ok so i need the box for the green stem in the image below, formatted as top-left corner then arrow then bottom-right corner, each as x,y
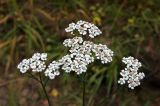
39,73 -> 51,106
83,78 -> 85,106
82,73 -> 86,106
27,73 -> 40,82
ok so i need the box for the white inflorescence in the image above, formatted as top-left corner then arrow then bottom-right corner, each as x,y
44,61 -> 62,79
17,21 -> 114,80
44,36 -> 114,77
17,36 -> 113,79
17,53 -> 47,73
92,44 -> 114,64
63,37 -> 83,48
17,20 -> 146,91
61,37 -> 92,74
118,56 -> 145,89
62,37 -> 113,74
17,59 -> 30,73
65,20 -> 102,38
29,53 -> 47,72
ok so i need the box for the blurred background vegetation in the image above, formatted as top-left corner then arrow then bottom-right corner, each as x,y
0,0 -> 160,106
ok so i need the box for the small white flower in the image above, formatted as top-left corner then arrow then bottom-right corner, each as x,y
137,72 -> 145,80
41,53 -> 47,60
120,70 -> 129,76
118,78 -> 126,85
32,53 -> 41,60
118,56 -> 145,89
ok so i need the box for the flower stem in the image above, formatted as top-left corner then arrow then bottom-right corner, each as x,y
27,73 -> 40,82
82,73 -> 86,106
39,73 -> 51,106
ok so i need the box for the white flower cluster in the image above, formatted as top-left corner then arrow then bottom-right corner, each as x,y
62,37 -> 113,74
63,37 -> 83,47
17,20 -> 145,90
44,36 -> 114,77
92,44 -> 114,64
17,59 -> 30,73
17,36 -> 113,79
118,56 -> 145,89
17,53 -> 47,73
59,54 -> 93,74
44,61 -> 62,79
65,20 -> 102,38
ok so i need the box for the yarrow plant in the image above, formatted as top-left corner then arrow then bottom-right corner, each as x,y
17,53 -> 52,106
17,20 -> 145,106
118,56 -> 145,89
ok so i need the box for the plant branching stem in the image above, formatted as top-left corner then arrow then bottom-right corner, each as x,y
27,73 -> 40,82
39,73 -> 51,106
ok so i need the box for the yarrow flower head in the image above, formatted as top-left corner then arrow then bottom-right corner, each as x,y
17,21 -> 114,80
17,59 -> 30,73
44,61 -> 62,79
45,37 -> 114,76
17,53 -> 47,73
65,20 -> 102,38
63,37 -> 83,47
92,44 -> 114,64
118,56 -> 145,89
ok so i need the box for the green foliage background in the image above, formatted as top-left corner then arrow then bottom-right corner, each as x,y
0,0 -> 160,106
